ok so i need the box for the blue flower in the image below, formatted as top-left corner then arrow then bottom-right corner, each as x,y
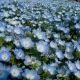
74,23 -> 80,29
75,60 -> 80,70
24,56 -> 33,66
0,63 -> 9,80
20,38 -> 34,49
13,39 -> 21,47
0,47 -> 11,62
0,22 -> 6,32
47,65 -> 57,75
66,61 -> 77,73
55,50 -> 64,60
13,48 -> 25,60
10,65 -> 22,78
50,41 -> 58,49
74,71 -> 80,78
13,27 -> 24,35
64,52 -> 74,60
36,41 -> 49,55
6,25 -> 14,33
5,36 -> 13,42
33,29 -> 46,40
22,69 -> 40,80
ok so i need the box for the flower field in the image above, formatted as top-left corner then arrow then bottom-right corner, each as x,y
0,0 -> 80,80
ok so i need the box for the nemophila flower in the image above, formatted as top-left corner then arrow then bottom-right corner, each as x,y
13,39 -> 21,47
23,26 -> 31,32
47,65 -> 57,75
33,29 -> 46,40
55,49 -> 64,60
0,47 -> 11,62
42,64 -> 48,72
24,56 -> 32,65
6,25 -> 14,33
36,41 -> 49,55
4,36 -> 13,42
0,22 -> 6,32
10,65 -> 22,78
58,39 -> 65,46
13,48 -> 25,59
77,45 -> 80,52
64,52 -> 74,60
74,23 -> 80,29
22,69 -> 40,80
0,33 -> 5,37
20,38 -> 34,49
74,71 -> 80,78
75,60 -> 80,70
53,33 -> 60,39
0,63 -> 9,80
13,27 -> 24,35
65,46 -> 73,53
66,61 -> 77,73
50,41 -> 58,49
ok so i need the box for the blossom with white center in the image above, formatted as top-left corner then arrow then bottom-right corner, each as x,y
24,56 -> 32,65
0,22 -> 6,32
20,38 -> 34,49
33,29 -> 46,40
10,65 -> 22,78
75,24 -> 80,29
64,52 -> 74,59
75,60 -> 80,70
66,61 -> 77,72
47,65 -> 57,75
0,47 -> 11,62
74,71 -> 80,78
6,25 -> 14,32
13,48 -> 25,59
55,50 -> 64,60
22,69 -> 40,80
13,39 -> 21,47
50,41 -> 58,49
5,36 -> 13,42
36,41 -> 49,55
13,27 -> 24,35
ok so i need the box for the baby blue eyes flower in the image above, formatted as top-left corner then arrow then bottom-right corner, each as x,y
13,39 -> 21,47
33,29 -> 46,40
64,52 -> 74,60
5,36 -> 13,42
66,61 -> 77,73
22,69 -> 40,80
47,65 -> 57,75
50,41 -> 58,49
0,47 -> 11,62
13,48 -> 25,60
75,60 -> 80,70
10,65 -> 22,78
75,24 -> 80,29
0,63 -> 9,80
74,71 -> 80,78
20,38 -> 34,49
36,41 -> 49,55
0,22 -> 6,32
24,56 -> 33,66
13,27 -> 24,35
55,50 -> 64,60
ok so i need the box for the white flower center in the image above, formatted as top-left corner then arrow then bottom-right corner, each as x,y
11,68 -> 20,77
1,54 -> 8,61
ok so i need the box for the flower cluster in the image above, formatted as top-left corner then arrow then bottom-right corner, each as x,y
0,0 -> 80,80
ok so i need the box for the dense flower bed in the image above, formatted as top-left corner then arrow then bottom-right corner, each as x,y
0,0 -> 80,80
